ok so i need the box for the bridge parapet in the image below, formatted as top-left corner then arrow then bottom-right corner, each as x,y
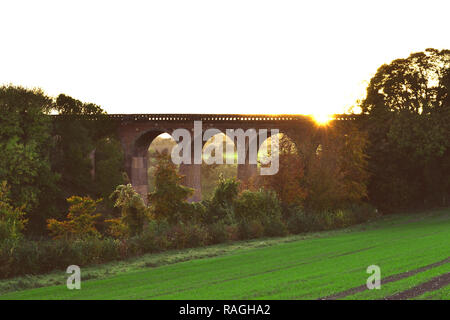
52,113 -> 361,122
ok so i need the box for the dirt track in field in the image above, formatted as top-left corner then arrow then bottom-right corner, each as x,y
384,272 -> 449,300
320,257 -> 450,300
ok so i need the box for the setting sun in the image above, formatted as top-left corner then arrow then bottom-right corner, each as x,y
311,113 -> 333,125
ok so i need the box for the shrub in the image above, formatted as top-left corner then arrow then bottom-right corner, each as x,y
47,196 -> 102,240
208,220 -> 229,244
203,175 -> 239,224
284,203 -> 379,234
345,203 -> 380,224
183,201 -> 208,225
109,184 -> 150,237
234,189 -> 287,237
0,201 -> 380,280
225,223 -> 240,241
285,207 -> 309,234
238,219 -> 264,239
133,220 -> 172,253
134,220 -> 210,251
147,219 -> 173,251
0,236 -> 127,279
234,189 -> 277,221
168,223 -> 209,249
263,216 -> 288,237
104,217 -> 128,239
210,175 -> 240,207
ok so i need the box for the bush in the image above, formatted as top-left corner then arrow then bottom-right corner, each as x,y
47,196 -> 102,240
234,189 -> 278,221
132,219 -> 211,253
203,175 -> 240,224
0,200 -> 380,280
263,216 -> 288,237
345,202 -> 380,224
0,237 -> 123,279
233,189 -> 287,238
208,220 -> 229,244
167,223 -> 209,249
284,206 -> 308,234
238,219 -> 264,239
104,218 -> 128,239
109,184 -> 150,237
184,202 -> 208,225
284,203 -> 379,234
144,220 -> 172,251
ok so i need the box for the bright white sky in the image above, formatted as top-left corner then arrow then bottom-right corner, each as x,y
1,0 -> 450,116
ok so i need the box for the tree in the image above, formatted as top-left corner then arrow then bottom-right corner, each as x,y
94,138 -> 125,202
52,94 -> 105,197
55,94 -> 105,115
0,181 -> 28,242
109,184 -> 150,237
259,134 -> 307,208
47,196 -> 102,240
148,153 -> 194,224
0,85 -> 59,234
301,122 -> 369,212
361,49 -> 450,211
203,174 -> 240,224
52,94 -> 124,205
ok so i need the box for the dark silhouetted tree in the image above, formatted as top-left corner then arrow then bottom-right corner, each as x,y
361,48 -> 450,210
0,85 -> 59,234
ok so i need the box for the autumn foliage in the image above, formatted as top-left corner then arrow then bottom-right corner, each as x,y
47,196 -> 102,240
256,126 -> 368,213
259,135 -> 307,207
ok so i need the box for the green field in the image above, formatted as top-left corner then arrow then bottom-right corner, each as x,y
1,209 -> 449,300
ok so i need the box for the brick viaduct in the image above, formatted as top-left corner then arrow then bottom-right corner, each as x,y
56,114 -> 359,201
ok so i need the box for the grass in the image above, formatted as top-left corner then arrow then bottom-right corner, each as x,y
414,285 -> 450,300
0,208 -> 449,300
344,264 -> 449,299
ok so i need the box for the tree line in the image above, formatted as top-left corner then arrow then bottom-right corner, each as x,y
0,48 -> 450,240
0,87 -> 124,236
361,48 -> 450,212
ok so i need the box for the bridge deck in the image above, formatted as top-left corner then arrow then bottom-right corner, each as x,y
52,113 -> 360,122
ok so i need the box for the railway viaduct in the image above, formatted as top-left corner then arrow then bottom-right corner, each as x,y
55,114 -> 359,201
